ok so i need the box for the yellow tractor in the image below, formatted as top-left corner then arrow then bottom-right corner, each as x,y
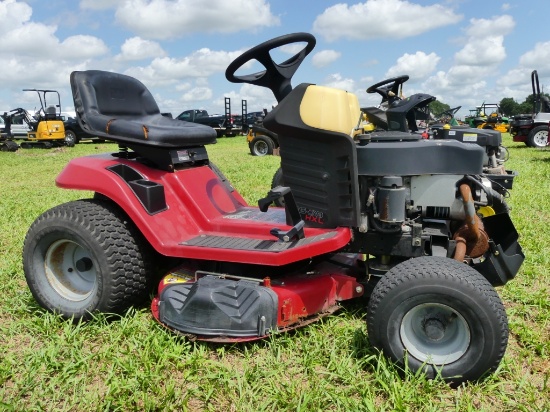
6,89 -> 71,150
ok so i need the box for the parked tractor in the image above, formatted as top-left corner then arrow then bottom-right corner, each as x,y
509,70 -> 550,148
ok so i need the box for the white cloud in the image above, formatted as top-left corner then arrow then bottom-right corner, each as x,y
322,73 -> 355,92
115,0 -> 280,40
150,48 -> 243,79
180,87 -> 213,103
420,14 -> 515,107
519,41 -> 550,73
61,35 -> 109,59
495,41 -> 550,101
312,50 -> 341,68
0,0 -> 32,33
175,82 -> 192,92
121,47 -> 243,89
79,0 -> 117,10
385,51 -> 440,80
454,37 -> 507,66
116,36 -> 166,61
452,16 -> 514,68
463,15 -> 514,38
313,0 -> 462,42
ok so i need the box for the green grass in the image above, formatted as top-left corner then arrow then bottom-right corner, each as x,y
1,135 -> 549,411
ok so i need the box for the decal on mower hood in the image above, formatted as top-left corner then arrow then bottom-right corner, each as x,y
299,207 -> 325,225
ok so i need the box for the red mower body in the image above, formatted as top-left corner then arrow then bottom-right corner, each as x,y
56,154 -> 352,267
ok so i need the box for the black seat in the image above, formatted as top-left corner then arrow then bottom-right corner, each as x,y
44,106 -> 57,120
70,70 -> 217,148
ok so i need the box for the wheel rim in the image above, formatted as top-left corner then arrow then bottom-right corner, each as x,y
44,239 -> 97,301
254,140 -> 268,155
65,132 -> 75,146
400,303 -> 470,364
533,130 -> 548,147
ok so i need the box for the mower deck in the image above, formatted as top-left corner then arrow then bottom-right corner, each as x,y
151,254 -> 365,341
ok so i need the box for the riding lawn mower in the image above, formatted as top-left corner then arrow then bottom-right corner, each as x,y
23,33 -> 524,383
509,70 -> 550,148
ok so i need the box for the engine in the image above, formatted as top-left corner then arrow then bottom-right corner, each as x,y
354,170 -> 515,284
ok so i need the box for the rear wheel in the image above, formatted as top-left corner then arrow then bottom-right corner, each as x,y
249,135 -> 274,156
23,199 -> 154,320
527,125 -> 549,148
367,256 -> 508,383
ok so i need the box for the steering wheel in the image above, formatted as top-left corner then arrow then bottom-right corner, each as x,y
225,32 -> 316,102
366,75 -> 410,103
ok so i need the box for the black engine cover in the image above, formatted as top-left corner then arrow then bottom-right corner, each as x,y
356,138 -> 484,176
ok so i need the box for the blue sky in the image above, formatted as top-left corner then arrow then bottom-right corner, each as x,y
1,0 -> 549,119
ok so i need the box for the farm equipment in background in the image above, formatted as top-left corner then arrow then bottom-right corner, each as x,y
473,103 -> 510,133
353,76 -> 514,185
509,70 -> 550,148
434,106 -> 461,126
176,98 -> 242,138
23,33 -> 524,384
246,109 -> 280,156
0,89 -> 72,151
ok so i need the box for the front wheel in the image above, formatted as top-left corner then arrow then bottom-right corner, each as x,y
23,199 -> 154,320
527,125 -> 549,148
367,257 -> 508,383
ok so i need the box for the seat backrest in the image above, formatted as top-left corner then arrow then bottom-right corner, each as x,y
72,70 -> 160,121
264,84 -> 361,229
44,106 -> 57,120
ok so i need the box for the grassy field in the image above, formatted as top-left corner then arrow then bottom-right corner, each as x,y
0,134 -> 548,411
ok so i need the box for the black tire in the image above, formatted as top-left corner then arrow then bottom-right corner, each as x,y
64,130 -> 76,147
271,167 -> 284,188
249,135 -> 274,156
527,125 -> 549,148
367,256 -> 508,383
23,199 -> 154,320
